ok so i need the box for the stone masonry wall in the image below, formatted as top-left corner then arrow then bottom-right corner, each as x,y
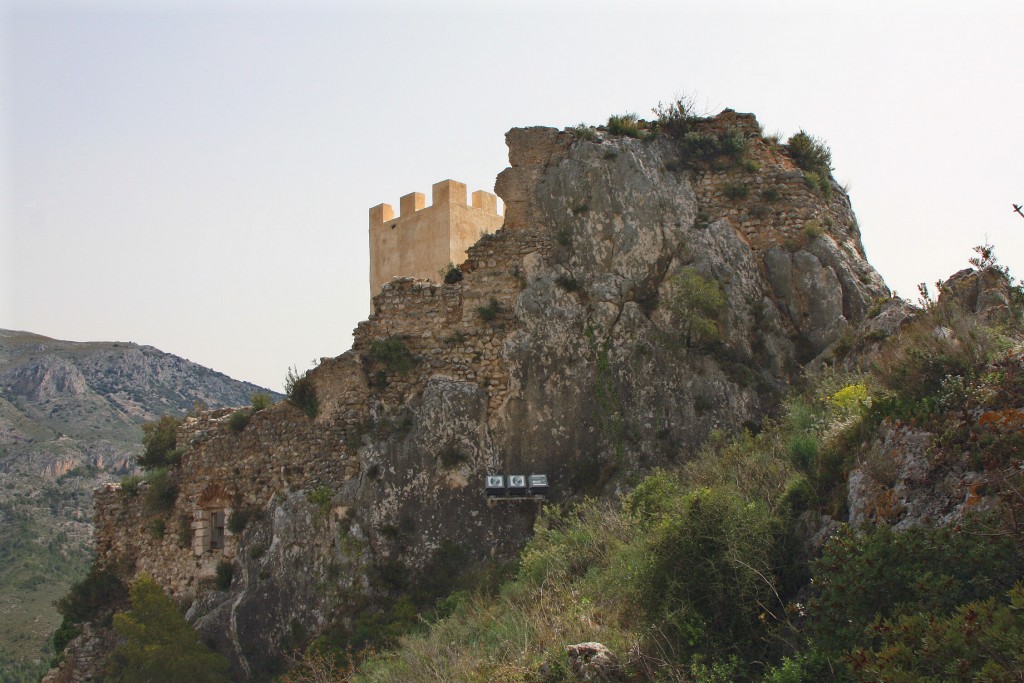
674,110 -> 864,255
93,405 -> 352,597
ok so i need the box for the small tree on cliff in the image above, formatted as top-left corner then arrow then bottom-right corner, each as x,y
105,575 -> 231,683
670,267 -> 727,347
138,414 -> 183,470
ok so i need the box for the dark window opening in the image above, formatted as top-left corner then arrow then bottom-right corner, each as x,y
210,511 -> 225,550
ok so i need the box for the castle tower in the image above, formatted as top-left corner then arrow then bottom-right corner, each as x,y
368,179 -> 503,304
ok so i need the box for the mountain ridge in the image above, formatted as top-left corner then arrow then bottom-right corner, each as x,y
0,328 -> 283,678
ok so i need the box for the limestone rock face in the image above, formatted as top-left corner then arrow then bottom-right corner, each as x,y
940,266 -> 1015,318
78,113 -> 891,678
847,420 -> 1000,530
5,355 -> 89,400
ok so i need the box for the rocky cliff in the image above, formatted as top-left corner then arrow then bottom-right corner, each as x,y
54,110 -> 890,679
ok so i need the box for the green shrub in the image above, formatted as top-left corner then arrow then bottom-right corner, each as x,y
607,113 -> 643,138
439,262 -> 463,284
307,486 -> 333,516
638,487 -> 779,664
802,219 -> 824,239
55,567 -> 128,626
669,268 -> 727,347
572,123 -> 598,141
681,131 -> 723,159
810,521 -> 1024,656
476,298 -> 504,323
624,469 -> 684,525
786,433 -> 819,476
227,409 -> 250,433
555,274 -> 580,292
51,618 -> 81,661
251,392 -> 273,411
652,96 -> 702,137
215,561 -> 234,591
52,568 -> 129,662
786,130 -> 832,174
105,575 -> 231,682
847,583 -> 1024,681
762,187 -> 781,202
285,366 -> 319,418
675,126 -> 749,169
718,127 -> 748,160
119,474 -> 142,496
368,338 -> 417,375
802,171 -> 833,199
148,519 -> 165,539
870,305 -> 1001,421
761,651 -> 835,683
138,415 -> 183,470
142,468 -> 178,514
519,500 -> 625,586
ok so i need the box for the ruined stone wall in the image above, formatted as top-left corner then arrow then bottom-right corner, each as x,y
665,110 -> 864,255
352,228 -> 553,417
93,406 -> 352,597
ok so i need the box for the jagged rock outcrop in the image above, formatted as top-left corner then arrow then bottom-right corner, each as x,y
6,355 -> 89,401
60,111 -> 891,678
847,420 -> 1000,529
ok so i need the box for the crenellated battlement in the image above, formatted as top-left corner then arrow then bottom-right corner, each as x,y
370,180 -> 501,224
368,179 -> 504,304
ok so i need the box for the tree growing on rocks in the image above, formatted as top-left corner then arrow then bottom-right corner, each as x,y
105,575 -> 231,683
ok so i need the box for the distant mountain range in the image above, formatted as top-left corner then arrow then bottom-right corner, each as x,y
0,328 -> 283,678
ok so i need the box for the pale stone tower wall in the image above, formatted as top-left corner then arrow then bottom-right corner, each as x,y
369,179 -> 503,303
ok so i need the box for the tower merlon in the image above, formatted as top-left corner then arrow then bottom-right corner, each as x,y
369,203 -> 395,225
400,192 -> 426,217
472,190 -> 499,215
432,179 -> 468,207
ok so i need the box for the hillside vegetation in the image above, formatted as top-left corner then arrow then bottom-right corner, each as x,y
285,250 -> 1024,682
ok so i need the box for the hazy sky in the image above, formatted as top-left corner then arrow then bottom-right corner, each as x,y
2,0 -> 1022,392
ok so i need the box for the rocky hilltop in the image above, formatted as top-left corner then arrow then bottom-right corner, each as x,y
0,330 -> 281,678
52,110 -> 891,679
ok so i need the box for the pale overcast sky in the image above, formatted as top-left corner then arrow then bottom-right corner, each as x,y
2,0 -> 1022,392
